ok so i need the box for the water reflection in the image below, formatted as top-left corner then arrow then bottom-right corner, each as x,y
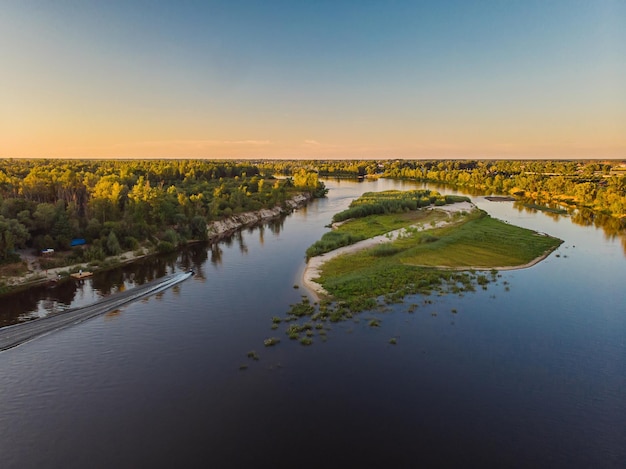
236,231 -> 248,254
0,215 -> 295,327
512,199 -> 626,254
104,309 -> 122,320
267,217 -> 284,235
210,244 -> 223,266
415,179 -> 625,246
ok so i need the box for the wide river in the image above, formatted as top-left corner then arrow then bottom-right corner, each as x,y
1,179 -> 624,468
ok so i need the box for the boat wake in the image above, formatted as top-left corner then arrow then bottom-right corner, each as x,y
0,271 -> 194,352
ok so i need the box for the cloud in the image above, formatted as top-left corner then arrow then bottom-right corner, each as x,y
303,139 -> 321,145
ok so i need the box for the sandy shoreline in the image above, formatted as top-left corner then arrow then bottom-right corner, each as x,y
301,201 -> 555,299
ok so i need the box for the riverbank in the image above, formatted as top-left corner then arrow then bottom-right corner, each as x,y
206,193 -> 310,241
1,193 -> 311,297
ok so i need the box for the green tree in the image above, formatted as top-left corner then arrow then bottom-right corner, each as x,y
106,231 -> 121,256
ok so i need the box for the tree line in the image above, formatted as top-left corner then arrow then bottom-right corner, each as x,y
0,160 -> 326,263
262,159 -> 626,222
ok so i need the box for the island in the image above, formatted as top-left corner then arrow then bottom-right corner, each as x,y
303,190 -> 562,306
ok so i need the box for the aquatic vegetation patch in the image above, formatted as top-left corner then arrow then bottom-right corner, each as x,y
263,337 -> 280,347
286,297 -> 316,317
299,337 -> 313,346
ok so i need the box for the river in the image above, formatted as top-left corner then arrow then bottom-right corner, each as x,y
0,178 -> 624,468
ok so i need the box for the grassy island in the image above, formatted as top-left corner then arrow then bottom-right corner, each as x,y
306,190 -> 563,308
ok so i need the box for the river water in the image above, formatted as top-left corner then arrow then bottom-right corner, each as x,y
1,178 -> 624,468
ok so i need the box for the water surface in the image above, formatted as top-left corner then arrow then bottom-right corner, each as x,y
0,179 -> 624,468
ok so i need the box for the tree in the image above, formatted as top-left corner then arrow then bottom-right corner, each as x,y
106,231 -> 121,256
0,216 -> 30,260
190,215 -> 208,241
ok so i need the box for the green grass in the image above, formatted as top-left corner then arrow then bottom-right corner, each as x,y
306,209 -> 448,259
399,213 -> 561,268
334,209 -> 448,239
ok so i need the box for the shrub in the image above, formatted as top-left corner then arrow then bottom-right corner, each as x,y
162,229 -> 179,246
156,241 -> 176,253
371,244 -> 401,257
263,337 -> 280,346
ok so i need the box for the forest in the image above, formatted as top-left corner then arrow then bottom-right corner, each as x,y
0,159 -> 326,265
266,159 -> 626,225
1,158 -> 624,268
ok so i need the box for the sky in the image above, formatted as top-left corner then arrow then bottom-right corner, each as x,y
1,0 -> 625,160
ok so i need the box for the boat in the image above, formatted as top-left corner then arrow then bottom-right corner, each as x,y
70,271 -> 93,279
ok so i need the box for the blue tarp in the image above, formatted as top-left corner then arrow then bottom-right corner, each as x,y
70,238 -> 86,247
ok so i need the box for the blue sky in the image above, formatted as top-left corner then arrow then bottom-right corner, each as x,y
1,0 -> 625,158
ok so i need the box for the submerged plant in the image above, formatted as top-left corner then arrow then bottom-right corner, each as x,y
263,337 -> 280,347
368,318 -> 381,327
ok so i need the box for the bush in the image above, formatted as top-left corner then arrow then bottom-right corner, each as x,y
371,244 -> 401,257
84,245 -> 106,261
124,236 -> 139,250
306,231 -> 366,259
156,241 -> 176,253
162,229 -> 179,246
